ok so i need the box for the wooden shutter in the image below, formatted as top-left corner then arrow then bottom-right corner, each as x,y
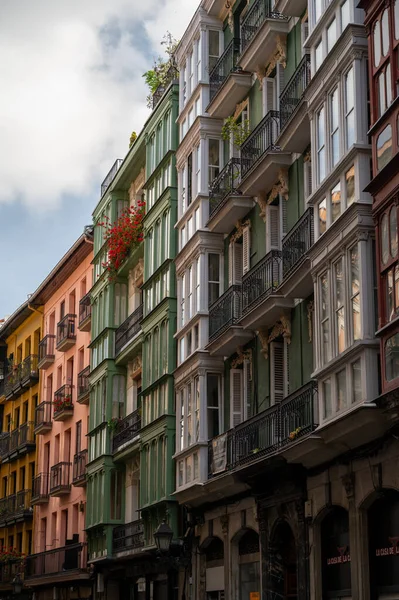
276,63 -> 285,107
243,359 -> 252,421
263,78 -> 276,115
304,159 -> 313,199
270,341 -> 284,404
230,369 -> 243,427
229,242 -> 244,285
284,338 -> 290,397
280,194 -> 287,237
242,226 -> 250,274
266,205 -> 280,251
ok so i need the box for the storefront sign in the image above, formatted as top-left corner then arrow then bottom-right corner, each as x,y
211,433 -> 227,474
375,537 -> 399,556
249,593 -> 260,600
321,508 -> 351,596
326,546 -> 351,565
369,493 -> 399,592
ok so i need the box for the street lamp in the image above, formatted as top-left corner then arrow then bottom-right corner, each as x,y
154,520 -> 174,553
12,573 -> 23,595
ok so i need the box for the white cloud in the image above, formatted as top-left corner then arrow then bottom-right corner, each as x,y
0,0 -> 198,210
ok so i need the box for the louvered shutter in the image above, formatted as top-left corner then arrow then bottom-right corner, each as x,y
266,205 -> 280,251
304,160 -> 313,199
284,338 -> 290,397
243,359 -> 252,421
280,194 -> 287,237
270,341 -> 284,404
229,242 -> 243,285
242,226 -> 250,274
230,369 -> 243,427
276,63 -> 285,110
228,242 -> 234,286
263,78 -> 276,116
301,21 -> 309,48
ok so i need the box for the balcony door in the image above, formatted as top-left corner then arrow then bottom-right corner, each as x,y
230,360 -> 252,428
229,228 -> 250,287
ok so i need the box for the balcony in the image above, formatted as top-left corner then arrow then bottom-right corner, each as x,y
0,561 -> 21,584
273,0 -> 307,17
207,39 -> 252,118
32,473 -> 49,505
38,334 -> 56,369
18,421 -> 36,455
9,429 -> 19,459
208,380 -> 318,477
113,519 -> 144,555
101,158 -> 123,198
239,110 -> 291,196
14,490 -> 33,522
4,371 -> 15,400
207,158 -> 255,234
78,293 -> 91,332
53,384 -> 73,421
34,401 -> 52,434
50,462 -> 71,496
20,354 -> 39,388
278,54 -> 311,152
77,366 -> 90,405
240,0 -> 289,73
115,304 -> 143,357
26,543 -> 88,580
72,449 -> 88,487
207,285 -> 253,356
280,208 -> 314,298
241,250 -> 294,330
56,314 -> 76,351
112,409 -> 141,455
0,433 -> 9,462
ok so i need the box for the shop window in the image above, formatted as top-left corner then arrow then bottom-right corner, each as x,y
205,537 -> 224,600
321,507 -> 351,597
385,332 -> 399,381
238,530 -> 260,600
368,491 -> 399,596
269,522 -> 297,598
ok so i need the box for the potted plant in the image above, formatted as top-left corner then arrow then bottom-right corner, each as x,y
107,417 -> 122,433
288,427 -> 302,441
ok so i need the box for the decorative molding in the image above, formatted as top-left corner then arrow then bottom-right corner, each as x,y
231,219 -> 250,242
256,194 -> 267,222
256,329 -> 269,359
131,354 -> 142,375
357,230 -> 370,242
255,65 -> 266,89
257,317 -> 291,359
265,35 -> 287,78
342,473 -> 355,500
231,347 -> 252,368
307,301 -> 314,343
267,169 -> 289,205
303,148 -> 311,163
233,99 -> 249,120
220,514 -> 229,535
133,258 -> 144,284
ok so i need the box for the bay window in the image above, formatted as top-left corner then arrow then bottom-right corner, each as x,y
380,205 -> 399,325
334,258 -> 345,354
385,333 -> 399,381
327,18 -> 337,53
207,373 -> 221,439
341,0 -> 350,30
376,124 -> 393,171
208,253 -> 221,306
330,89 -> 340,167
315,167 -> 356,238
315,40 -> 323,71
321,354 -> 366,421
208,138 -> 221,186
344,67 -> 355,149
321,273 -> 330,364
317,107 -> 326,183
208,30 -> 220,73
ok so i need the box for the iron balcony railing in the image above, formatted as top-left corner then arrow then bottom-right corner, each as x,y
0,433 -> 9,460
19,421 -> 35,448
56,314 -> 76,348
209,157 -> 242,218
240,110 -> 280,179
15,489 -> 32,516
50,462 -> 71,494
0,561 -> 20,583
38,334 -> 56,365
0,491 -> 32,521
20,354 -> 39,385
115,304 -> 143,355
34,401 -> 52,430
78,292 -> 91,326
112,408 -> 141,453
54,384 -> 73,418
26,543 -> 87,578
280,54 -> 311,130
208,380 -> 318,477
242,250 -> 282,314
282,208 -> 314,278
241,0 -> 288,53
209,38 -> 241,102
73,449 -> 88,484
209,285 -> 243,342
113,519 -> 144,553
152,65 -> 179,109
101,159 -> 123,197
4,370 -> 15,398
10,429 -> 19,453
77,366 -> 90,400
32,473 -> 49,503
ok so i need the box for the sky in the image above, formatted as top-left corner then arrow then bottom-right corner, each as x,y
0,0 -> 199,317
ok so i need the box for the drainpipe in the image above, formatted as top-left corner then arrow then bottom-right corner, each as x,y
27,303 -> 43,316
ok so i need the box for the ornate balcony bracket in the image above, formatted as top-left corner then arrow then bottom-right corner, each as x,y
267,169 -> 289,204
231,347 -> 252,368
256,316 -> 291,359
231,219 -> 251,242
255,35 -> 287,89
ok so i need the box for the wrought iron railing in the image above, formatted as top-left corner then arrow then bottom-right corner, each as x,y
101,159 -> 123,197
10,429 -> 19,453
38,334 -> 56,366
115,305 -> 143,355
19,421 -> 35,447
209,158 -> 242,218
73,449 -> 88,484
4,370 -> 15,398
209,285 -> 243,342
26,543 -> 87,577
32,473 -> 49,503
0,433 -> 9,460
112,409 -> 141,453
20,354 -> 39,384
242,250 -> 282,314
54,384 -> 73,417
79,293 -> 91,326
209,38 -> 241,102
240,110 -> 280,179
280,54 -> 311,130
56,314 -> 76,348
113,519 -> 144,553
34,401 -> 52,430
15,489 -> 32,515
50,462 -> 71,494
241,0 -> 288,52
77,366 -> 90,400
282,208 -> 314,278
208,380 -> 318,477
152,65 -> 179,109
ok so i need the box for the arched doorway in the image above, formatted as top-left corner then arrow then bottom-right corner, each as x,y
368,490 -> 399,598
320,506 -> 351,598
203,537 -> 224,600
236,529 -> 260,600
269,521 -> 297,599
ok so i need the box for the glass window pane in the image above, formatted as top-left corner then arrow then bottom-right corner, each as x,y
331,88 -> 340,166
327,19 -> 337,52
374,21 -> 381,67
319,198 -> 327,234
351,245 -> 359,296
395,0 -> 399,40
341,0 -> 350,30
390,207 -> 398,258
378,71 -> 386,116
386,63 -> 392,106
323,379 -> 332,419
352,360 -> 362,403
385,333 -> 399,381
321,273 -> 329,319
336,369 -> 347,412
388,268 -> 394,320
395,266 -> 399,312
377,125 -> 393,171
331,182 -> 341,222
314,0 -> 322,23
346,165 -> 355,205
382,9 -> 390,56
208,30 -> 220,71
381,212 -> 390,265
315,40 -> 323,70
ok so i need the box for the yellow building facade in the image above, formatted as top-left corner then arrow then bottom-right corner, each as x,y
0,303 -> 42,593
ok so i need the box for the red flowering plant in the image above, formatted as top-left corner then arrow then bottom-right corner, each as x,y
0,547 -> 25,564
98,201 -> 145,281
53,395 -> 73,414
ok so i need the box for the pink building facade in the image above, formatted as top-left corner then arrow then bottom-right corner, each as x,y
28,234 -> 93,599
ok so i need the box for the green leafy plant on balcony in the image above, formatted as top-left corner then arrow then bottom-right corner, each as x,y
221,117 -> 251,149
288,427 -> 302,441
143,32 -> 179,108
107,417 -> 122,433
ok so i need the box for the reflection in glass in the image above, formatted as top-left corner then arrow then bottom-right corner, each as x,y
346,165 -> 355,205
374,21 -> 381,67
323,379 -> 332,418
381,212 -> 390,265
390,207 -> 398,257
319,198 -> 327,234
335,259 -> 345,353
382,9 -> 389,56
331,182 -> 341,222
350,245 -> 361,340
385,333 -> 399,381
352,360 -> 362,403
336,369 -> 347,412
377,125 -> 393,171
